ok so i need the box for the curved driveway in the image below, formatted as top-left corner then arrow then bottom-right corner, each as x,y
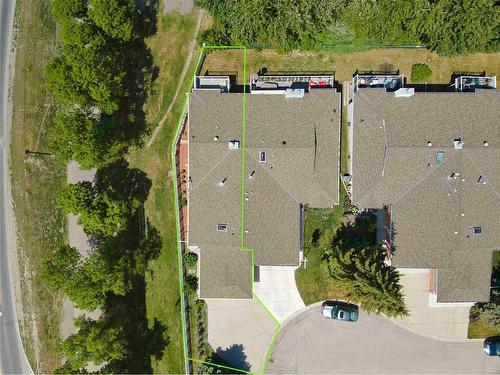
267,306 -> 500,374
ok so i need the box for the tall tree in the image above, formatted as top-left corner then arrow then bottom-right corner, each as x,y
88,0 -> 135,41
59,316 -> 124,371
420,0 -> 500,55
56,181 -> 139,237
326,245 -> 407,317
49,111 -> 126,169
43,243 -> 129,310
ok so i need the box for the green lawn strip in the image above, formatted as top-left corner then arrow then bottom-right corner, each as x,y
468,250 -> 500,339
128,12 -> 201,373
10,1 -> 64,372
144,11 -> 197,127
468,316 -> 500,339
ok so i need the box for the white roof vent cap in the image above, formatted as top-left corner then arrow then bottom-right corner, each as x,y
454,138 -> 464,149
427,141 -> 432,147
228,140 -> 240,149
484,141 -> 489,146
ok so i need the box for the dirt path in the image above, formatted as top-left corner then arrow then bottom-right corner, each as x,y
146,10 -> 203,147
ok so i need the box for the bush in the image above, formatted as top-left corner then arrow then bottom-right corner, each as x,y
197,27 -> 231,47
185,274 -> 199,295
410,63 -> 432,83
184,252 -> 199,268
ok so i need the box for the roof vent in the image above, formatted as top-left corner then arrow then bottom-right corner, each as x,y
214,136 -> 219,141
249,170 -> 255,179
477,175 -> 488,185
453,138 -> 464,149
427,141 -> 432,147
285,88 -> 305,98
219,178 -> 227,186
228,140 -> 240,149
484,141 -> 489,147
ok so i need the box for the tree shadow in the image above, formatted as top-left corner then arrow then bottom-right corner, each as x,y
103,276 -> 169,374
330,211 -> 377,254
214,344 -> 251,372
111,2 -> 159,151
94,158 -> 152,204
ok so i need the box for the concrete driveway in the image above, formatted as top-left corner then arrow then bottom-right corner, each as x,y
254,266 -> 305,323
267,306 -> 500,374
394,270 -> 472,339
206,299 -> 277,372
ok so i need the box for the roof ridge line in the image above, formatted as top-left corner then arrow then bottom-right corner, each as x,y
463,149 -> 500,203
247,152 -> 300,205
189,149 -> 234,192
390,151 -> 460,206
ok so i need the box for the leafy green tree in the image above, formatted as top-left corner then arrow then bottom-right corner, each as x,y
195,0 -> 344,51
59,316 -> 124,371
49,111 -> 126,169
43,243 -> 129,310
51,0 -> 87,21
478,302 -> 500,327
341,0 -> 428,45
420,0 -> 500,55
411,63 -> 432,82
197,26 -> 232,47
88,0 -> 135,41
326,245 -> 407,317
56,181 -> 138,236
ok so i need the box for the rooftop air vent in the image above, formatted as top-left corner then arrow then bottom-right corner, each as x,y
228,140 -> 240,149
484,141 -> 489,147
453,138 -> 464,149
427,141 -> 432,147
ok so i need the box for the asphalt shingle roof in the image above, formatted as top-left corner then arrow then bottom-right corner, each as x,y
189,89 -> 340,299
352,88 -> 500,302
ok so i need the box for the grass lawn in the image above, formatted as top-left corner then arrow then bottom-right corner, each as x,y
128,8 -> 201,373
10,0 -> 65,372
295,202 -> 345,305
468,250 -> 500,339
202,48 -> 500,85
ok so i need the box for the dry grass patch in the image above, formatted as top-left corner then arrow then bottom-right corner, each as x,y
202,49 -> 500,84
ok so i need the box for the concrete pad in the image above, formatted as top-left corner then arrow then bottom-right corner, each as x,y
253,266 -> 305,323
206,298 -> 277,372
393,270 -> 472,339
164,0 -> 193,14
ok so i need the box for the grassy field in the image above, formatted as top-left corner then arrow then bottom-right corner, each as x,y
10,0 -> 64,372
128,8 -> 201,373
468,251 -> 500,339
202,48 -> 500,84
295,203 -> 345,305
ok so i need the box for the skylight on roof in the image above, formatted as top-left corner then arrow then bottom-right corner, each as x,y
217,224 -> 228,232
259,151 -> 267,162
472,226 -> 482,235
436,151 -> 445,165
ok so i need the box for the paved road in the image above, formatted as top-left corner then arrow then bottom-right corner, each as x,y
0,0 -> 33,374
267,306 -> 500,374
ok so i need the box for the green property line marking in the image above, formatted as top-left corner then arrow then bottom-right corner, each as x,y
171,94 -> 191,373
262,325 -> 282,374
188,357 -> 255,374
173,45 -> 283,374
